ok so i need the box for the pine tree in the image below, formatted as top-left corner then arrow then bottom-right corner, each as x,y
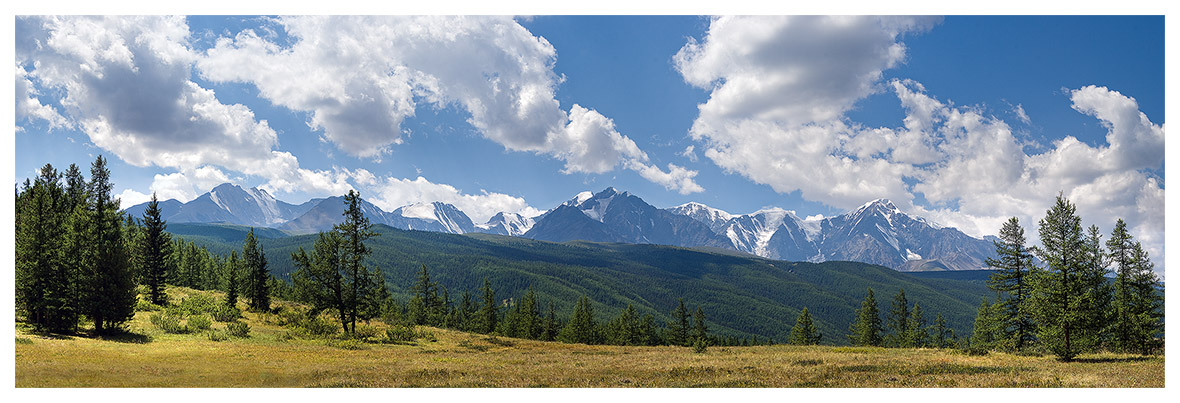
335,190 -> 382,333
931,313 -> 950,348
79,156 -> 136,334
292,231 -> 347,328
667,298 -> 690,346
1030,194 -> 1098,360
409,264 -> 440,326
847,288 -> 882,346
140,193 -> 171,306
692,306 -> 709,344
638,314 -> 659,346
904,303 -> 929,348
225,250 -> 240,307
1082,224 -> 1114,347
789,307 -> 822,345
606,304 -> 639,345
541,301 -> 559,341
559,296 -> 599,344
517,286 -> 540,339
969,298 -> 1006,351
985,217 -> 1036,351
62,163 -> 86,212
478,278 -> 498,334
1126,242 -> 1163,354
457,290 -> 476,331
243,228 -> 270,312
886,289 -> 910,347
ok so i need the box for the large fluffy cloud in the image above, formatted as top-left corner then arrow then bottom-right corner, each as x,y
15,16 -> 355,198
198,16 -> 702,194
676,16 -> 1164,271
368,176 -> 542,223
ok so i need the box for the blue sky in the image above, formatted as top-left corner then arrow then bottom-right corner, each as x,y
14,15 -> 1166,269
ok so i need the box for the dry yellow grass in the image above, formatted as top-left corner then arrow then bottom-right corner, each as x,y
15,288 -> 1164,388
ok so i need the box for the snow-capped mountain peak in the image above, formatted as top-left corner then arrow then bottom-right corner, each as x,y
563,191 -> 594,207
391,201 -> 474,234
476,212 -> 536,237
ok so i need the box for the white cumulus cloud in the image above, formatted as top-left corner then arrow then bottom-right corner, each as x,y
15,16 -> 377,199
198,15 -> 701,194
367,176 -> 542,223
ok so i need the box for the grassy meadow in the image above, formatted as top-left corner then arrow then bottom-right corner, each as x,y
15,288 -> 1163,388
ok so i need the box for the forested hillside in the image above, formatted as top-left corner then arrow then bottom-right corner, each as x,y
174,223 -> 992,343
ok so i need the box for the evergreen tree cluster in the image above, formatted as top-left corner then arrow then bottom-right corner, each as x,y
972,194 -> 1163,360
844,287 -> 955,349
16,156 -> 278,335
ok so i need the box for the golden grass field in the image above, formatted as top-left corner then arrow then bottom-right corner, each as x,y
15,289 -> 1164,388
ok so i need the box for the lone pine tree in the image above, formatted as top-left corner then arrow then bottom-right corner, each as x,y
848,288 -> 883,346
243,228 -> 270,312
886,289 -> 910,347
140,193 -> 171,306
985,217 -> 1037,351
789,307 -> 822,345
667,298 -> 691,346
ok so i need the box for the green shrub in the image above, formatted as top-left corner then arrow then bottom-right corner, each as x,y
208,330 -> 229,342
354,324 -> 380,340
211,304 -> 242,322
176,294 -> 218,316
187,315 -> 212,331
136,299 -> 163,312
226,321 -> 250,338
385,325 -> 417,343
292,315 -> 340,338
273,306 -> 306,327
150,313 -> 186,334
16,337 -> 33,345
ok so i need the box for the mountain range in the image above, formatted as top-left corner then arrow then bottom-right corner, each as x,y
123,184 -> 996,271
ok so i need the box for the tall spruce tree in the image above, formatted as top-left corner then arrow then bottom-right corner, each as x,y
931,313 -> 951,349
970,298 -> 1006,351
789,307 -> 822,345
692,306 -> 709,344
292,232 -> 347,329
667,298 -> 691,346
243,228 -> 270,312
886,289 -> 910,347
1082,224 -> 1114,347
1125,242 -> 1163,354
225,250 -> 240,307
559,296 -> 599,344
848,288 -> 882,346
607,304 -> 640,345
140,193 -> 171,305
478,278 -> 498,334
80,156 -> 136,334
904,303 -> 929,348
985,217 -> 1037,351
335,190 -> 382,333
1030,194 -> 1096,360
409,263 -> 440,326
541,301 -> 559,341
517,286 -> 541,339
